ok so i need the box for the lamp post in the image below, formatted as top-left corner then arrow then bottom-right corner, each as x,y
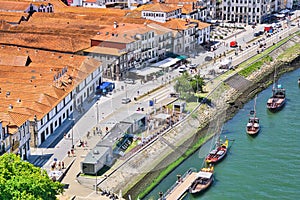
96,102 -> 99,124
95,171 -> 98,194
68,118 -> 75,148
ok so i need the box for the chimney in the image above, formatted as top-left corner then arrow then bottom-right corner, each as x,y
113,21 -> 118,29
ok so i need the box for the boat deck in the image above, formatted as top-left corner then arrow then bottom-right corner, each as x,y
164,172 -> 197,200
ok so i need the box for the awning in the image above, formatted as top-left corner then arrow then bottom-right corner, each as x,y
151,57 -> 174,67
176,55 -> 187,60
160,58 -> 180,68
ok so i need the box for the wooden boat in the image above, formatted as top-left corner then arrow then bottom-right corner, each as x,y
267,68 -> 286,112
205,138 -> 229,164
246,95 -> 260,135
266,84 -> 286,112
189,166 -> 214,194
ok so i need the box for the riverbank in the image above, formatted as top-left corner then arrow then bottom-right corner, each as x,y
97,34 -> 300,199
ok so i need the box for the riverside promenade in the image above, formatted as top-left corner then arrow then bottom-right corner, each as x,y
27,13 -> 300,200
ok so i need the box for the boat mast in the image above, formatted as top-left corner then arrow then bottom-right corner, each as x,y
272,66 -> 277,95
253,95 -> 257,119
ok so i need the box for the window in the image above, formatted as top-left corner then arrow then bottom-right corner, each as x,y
55,121 -> 57,127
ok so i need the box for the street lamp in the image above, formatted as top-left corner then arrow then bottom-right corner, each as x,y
68,118 -> 75,149
96,102 -> 99,124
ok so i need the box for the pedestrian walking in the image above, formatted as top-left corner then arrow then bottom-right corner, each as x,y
67,151 -> 70,157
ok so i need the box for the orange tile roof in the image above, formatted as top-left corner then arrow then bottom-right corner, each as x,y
0,45 -> 101,127
84,46 -> 126,56
83,0 -> 97,3
154,18 -> 210,31
137,3 -> 179,13
91,23 -> 154,44
0,1 -> 31,12
0,32 -> 91,53
0,11 -> 25,23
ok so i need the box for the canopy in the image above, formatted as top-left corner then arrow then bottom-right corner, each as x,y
153,113 -> 171,120
196,171 -> 213,179
220,58 -> 230,66
151,58 -> 180,68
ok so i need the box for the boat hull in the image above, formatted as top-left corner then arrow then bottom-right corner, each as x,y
205,152 -> 227,164
189,178 -> 213,194
267,99 -> 285,112
246,127 -> 260,135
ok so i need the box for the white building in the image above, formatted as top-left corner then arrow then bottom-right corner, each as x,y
87,22 -> 173,80
222,0 -> 284,24
140,3 -> 182,23
0,118 -> 31,160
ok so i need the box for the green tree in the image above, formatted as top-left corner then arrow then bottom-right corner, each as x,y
174,72 -> 194,100
0,153 -> 64,200
174,73 -> 205,101
190,75 -> 205,93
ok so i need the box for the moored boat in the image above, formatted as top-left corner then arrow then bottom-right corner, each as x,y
266,84 -> 286,112
189,166 -> 214,194
205,138 -> 229,164
246,95 -> 260,135
267,67 -> 286,112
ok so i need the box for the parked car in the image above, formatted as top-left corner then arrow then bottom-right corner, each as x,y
189,64 -> 197,69
122,97 -> 131,104
124,79 -> 135,84
178,66 -> 187,73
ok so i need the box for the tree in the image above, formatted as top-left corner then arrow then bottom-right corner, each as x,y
174,73 -> 205,101
0,153 -> 64,200
190,74 -> 205,93
174,72 -> 194,100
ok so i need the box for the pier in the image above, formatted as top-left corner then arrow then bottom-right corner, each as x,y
161,169 -> 197,200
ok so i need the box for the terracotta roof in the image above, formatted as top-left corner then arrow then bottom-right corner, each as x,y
91,23 -> 154,44
0,55 -> 30,66
156,18 -> 196,30
84,46 -> 126,56
164,0 -> 196,3
83,0 -> 97,3
0,11 -> 25,23
0,32 -> 91,53
0,1 -> 30,12
137,3 -> 179,13
0,45 -> 101,127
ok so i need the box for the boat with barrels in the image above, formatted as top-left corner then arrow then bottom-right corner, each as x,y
267,68 -> 286,112
189,166 -> 214,194
246,95 -> 260,135
205,138 -> 228,164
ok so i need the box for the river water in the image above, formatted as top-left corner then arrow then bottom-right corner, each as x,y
144,68 -> 300,200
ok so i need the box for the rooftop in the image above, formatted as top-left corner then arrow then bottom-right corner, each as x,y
0,45 -> 101,128
137,3 -> 179,13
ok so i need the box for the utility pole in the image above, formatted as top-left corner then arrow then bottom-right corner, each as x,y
96,102 -> 99,123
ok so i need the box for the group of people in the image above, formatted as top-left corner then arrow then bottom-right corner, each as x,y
51,160 -> 65,171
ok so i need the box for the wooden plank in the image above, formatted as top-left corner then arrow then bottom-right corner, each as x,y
165,172 -> 197,200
